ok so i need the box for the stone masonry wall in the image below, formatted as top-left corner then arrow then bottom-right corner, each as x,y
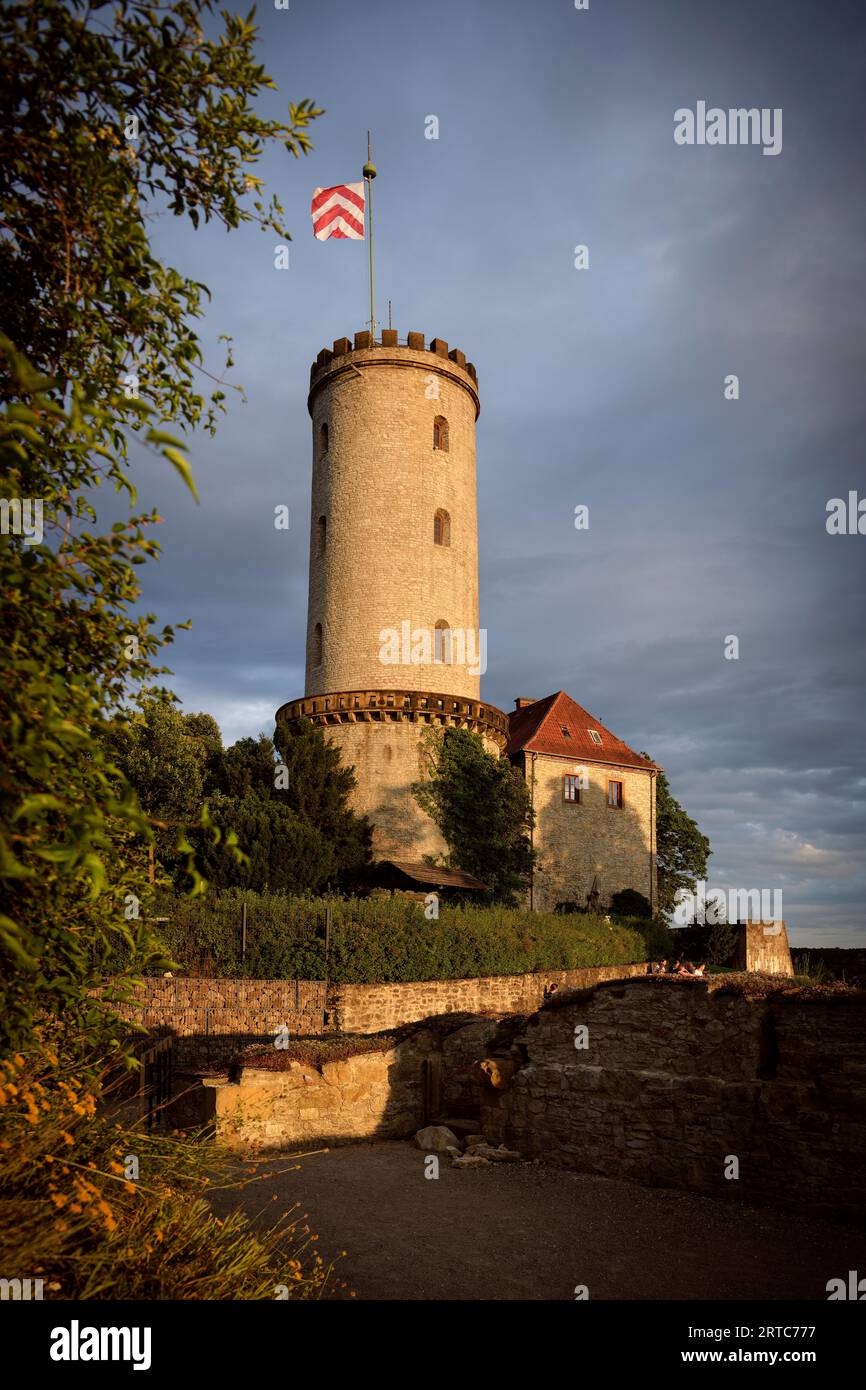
115,963 -> 649,1062
318,718 -> 447,861
305,341 -> 481,699
527,752 -> 656,914
330,963 -> 649,1034
496,976 -> 866,1220
204,1027 -> 438,1151
737,919 -> 794,976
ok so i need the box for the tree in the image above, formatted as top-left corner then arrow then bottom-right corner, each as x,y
641,758 -> 711,919
0,0 -> 320,1055
194,792 -> 336,894
412,728 -> 535,904
102,698 -> 217,876
273,718 -> 373,890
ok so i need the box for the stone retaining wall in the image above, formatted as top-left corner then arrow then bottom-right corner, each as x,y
203,1029 -> 438,1152
330,963 -> 649,1034
492,976 -> 866,1221
115,963 -> 649,1061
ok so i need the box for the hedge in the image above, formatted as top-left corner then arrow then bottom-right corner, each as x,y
143,890 -> 673,983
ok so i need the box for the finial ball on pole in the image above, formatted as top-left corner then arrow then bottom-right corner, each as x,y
363,161 -> 377,179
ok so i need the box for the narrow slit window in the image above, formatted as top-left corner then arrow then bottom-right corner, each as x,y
312,622 -> 323,666
319,422 -> 329,457
434,621 -> 452,663
433,509 -> 451,547
433,416 -> 449,452
317,515 -> 327,554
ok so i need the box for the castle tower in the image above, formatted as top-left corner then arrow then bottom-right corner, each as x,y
276,330 -> 507,861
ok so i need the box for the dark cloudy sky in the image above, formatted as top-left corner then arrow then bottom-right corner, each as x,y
128,0 -> 866,945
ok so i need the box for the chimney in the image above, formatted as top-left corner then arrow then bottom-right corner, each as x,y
514,697 -> 536,710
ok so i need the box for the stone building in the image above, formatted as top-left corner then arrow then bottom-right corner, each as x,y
276,331 -> 656,911
507,691 -> 658,914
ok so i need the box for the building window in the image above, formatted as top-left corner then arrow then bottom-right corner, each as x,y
560,726 -> 571,738
434,620 -> 452,663
433,509 -> 451,546
312,622 -> 323,666
608,780 -> 623,809
319,422 -> 329,457
588,729 -> 602,745
563,774 -> 581,803
317,515 -> 327,555
433,416 -> 449,452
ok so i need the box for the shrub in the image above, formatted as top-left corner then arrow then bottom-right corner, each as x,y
146,891 -> 674,982
609,888 -> 652,920
0,1049 -> 341,1300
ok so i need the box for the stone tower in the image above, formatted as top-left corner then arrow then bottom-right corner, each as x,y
276,330 -> 507,861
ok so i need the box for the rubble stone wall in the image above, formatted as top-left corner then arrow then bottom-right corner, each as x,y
494,976 -> 866,1220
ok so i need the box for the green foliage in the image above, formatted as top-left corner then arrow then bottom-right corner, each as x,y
273,718 -> 373,890
705,920 -> 738,966
0,0 -> 319,1057
193,793 -> 336,896
641,758 -> 711,918
792,953 -> 834,985
412,728 -> 534,903
102,697 -> 216,873
0,0 -> 322,430
609,888 -> 652,920
0,1050 -> 338,1299
0,360 -> 180,1053
153,891 -> 673,982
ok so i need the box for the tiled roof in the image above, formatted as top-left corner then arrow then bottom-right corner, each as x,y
506,691 -> 660,771
376,860 -> 491,892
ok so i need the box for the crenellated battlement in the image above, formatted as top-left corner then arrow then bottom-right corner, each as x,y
276,687 -> 508,751
308,331 -> 479,415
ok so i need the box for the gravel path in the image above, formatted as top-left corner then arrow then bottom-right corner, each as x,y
208,1140 -> 865,1301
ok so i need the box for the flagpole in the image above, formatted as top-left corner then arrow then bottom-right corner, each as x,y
363,131 -> 377,338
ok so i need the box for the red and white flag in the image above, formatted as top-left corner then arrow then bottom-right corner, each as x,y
311,182 -> 365,240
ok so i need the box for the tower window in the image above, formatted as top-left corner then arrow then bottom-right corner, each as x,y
317,515 -> 327,555
563,774 -> 581,803
434,620 -> 452,663
433,416 -> 449,452
608,780 -> 623,809
319,422 -> 329,457
312,622 -> 323,666
433,509 -> 451,547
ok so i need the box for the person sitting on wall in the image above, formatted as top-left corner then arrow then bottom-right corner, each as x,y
675,958 -> 696,975
648,959 -> 668,975
692,962 -> 707,977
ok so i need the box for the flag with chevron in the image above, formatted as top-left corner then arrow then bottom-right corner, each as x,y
311,182 -> 365,240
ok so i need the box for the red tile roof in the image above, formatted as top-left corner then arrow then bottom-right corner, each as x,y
506,691 -> 660,771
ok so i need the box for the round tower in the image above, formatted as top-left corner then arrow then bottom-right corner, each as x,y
276,330 -> 507,862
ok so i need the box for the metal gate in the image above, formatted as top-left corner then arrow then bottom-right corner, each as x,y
139,1035 -> 174,1130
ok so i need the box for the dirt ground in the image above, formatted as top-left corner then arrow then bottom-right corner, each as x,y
207,1140 -> 865,1301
